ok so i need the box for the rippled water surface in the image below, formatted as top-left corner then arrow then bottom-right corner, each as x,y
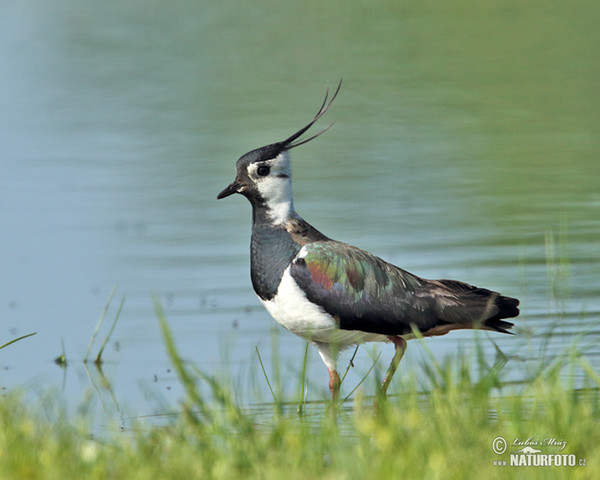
2,0 -> 598,427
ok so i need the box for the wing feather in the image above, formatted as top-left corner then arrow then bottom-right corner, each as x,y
290,241 -> 519,336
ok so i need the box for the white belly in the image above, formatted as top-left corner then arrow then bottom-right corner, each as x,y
258,266 -> 387,346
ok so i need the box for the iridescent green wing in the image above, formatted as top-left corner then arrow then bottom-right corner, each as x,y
290,241 -> 518,335
290,241 -> 438,335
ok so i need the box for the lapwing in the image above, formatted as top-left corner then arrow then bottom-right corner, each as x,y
217,81 -> 520,398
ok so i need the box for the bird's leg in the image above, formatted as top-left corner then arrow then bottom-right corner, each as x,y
316,343 -> 341,401
328,369 -> 341,400
380,336 -> 407,395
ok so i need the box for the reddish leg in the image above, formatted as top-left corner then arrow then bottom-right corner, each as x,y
328,369 -> 341,400
381,337 -> 407,395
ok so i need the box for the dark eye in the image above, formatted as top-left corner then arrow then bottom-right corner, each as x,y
257,165 -> 270,176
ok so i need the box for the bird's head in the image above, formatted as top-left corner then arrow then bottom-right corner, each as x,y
217,81 -> 341,224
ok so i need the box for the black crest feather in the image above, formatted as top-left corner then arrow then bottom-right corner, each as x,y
279,79 -> 342,150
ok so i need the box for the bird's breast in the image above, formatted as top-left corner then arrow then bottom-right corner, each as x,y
250,224 -> 301,301
259,266 -> 337,336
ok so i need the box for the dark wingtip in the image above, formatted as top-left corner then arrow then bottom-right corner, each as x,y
486,319 -> 516,334
484,295 -> 520,334
498,296 -> 520,319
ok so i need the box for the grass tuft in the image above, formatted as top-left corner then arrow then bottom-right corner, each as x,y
1,300 -> 599,479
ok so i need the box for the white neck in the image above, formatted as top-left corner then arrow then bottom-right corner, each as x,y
262,178 -> 296,224
254,151 -> 297,225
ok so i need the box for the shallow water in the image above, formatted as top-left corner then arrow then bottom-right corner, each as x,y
2,0 -> 599,427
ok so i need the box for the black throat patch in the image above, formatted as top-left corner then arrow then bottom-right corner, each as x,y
250,224 -> 302,301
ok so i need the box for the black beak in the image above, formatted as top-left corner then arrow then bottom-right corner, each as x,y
217,181 -> 241,199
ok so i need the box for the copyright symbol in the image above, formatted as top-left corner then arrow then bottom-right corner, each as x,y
492,436 -> 507,455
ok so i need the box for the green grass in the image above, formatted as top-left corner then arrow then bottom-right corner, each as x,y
1,301 -> 599,479
0,332 -> 37,351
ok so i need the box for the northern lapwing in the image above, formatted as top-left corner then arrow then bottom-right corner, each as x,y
217,81 -> 520,398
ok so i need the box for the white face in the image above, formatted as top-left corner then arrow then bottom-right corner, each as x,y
247,151 -> 295,224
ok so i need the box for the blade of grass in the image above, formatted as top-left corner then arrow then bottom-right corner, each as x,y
84,286 -> 117,363
578,357 -> 600,388
297,342 -> 310,415
255,346 -> 278,404
0,332 -> 36,350
95,294 -> 125,366
486,335 -> 509,381
154,295 -> 208,422
340,345 -> 359,385
343,351 -> 381,402
270,326 -> 283,402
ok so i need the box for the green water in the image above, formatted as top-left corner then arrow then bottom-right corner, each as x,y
1,0 -> 598,424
